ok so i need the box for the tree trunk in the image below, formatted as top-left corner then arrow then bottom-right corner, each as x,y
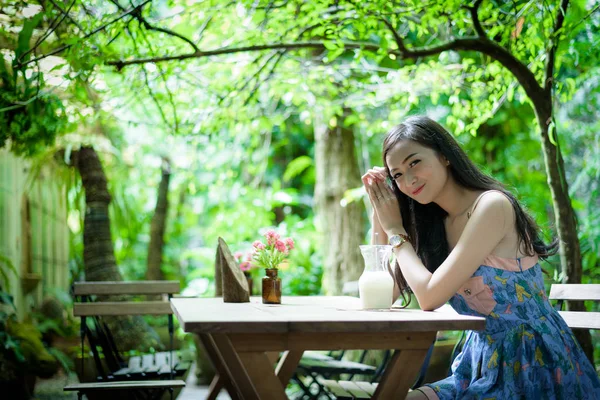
533,98 -> 594,364
77,146 -> 121,282
314,114 -> 365,295
75,146 -> 160,351
146,159 -> 171,281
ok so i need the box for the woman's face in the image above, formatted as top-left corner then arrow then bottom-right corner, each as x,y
386,139 -> 450,204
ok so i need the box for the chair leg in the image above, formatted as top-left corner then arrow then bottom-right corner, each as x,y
291,372 -> 314,399
304,372 -> 334,399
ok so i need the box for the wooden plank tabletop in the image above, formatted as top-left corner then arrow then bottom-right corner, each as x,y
171,296 -> 485,334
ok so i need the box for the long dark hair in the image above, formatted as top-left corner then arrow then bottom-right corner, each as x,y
383,116 -> 558,298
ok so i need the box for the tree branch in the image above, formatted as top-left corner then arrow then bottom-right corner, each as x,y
467,0 -> 487,39
106,24 -> 546,105
196,16 -> 212,44
139,22 -> 200,53
380,13 -> 543,103
380,17 -> 408,53
545,0 -> 570,92
139,27 -> 180,133
566,3 -> 600,37
108,0 -> 199,52
18,0 -> 77,62
230,51 -> 281,99
106,41 -> 372,68
141,64 -> 170,128
46,0 -> 86,33
15,0 -> 152,69
244,50 -> 286,106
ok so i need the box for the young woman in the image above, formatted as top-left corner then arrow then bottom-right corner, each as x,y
362,116 -> 600,399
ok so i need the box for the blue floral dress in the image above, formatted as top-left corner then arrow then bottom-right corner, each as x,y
419,255 -> 600,400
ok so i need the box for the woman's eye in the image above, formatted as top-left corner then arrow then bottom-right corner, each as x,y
393,173 -> 402,179
409,160 -> 420,168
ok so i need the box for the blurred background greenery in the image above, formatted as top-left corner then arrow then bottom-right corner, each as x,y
0,0 -> 599,397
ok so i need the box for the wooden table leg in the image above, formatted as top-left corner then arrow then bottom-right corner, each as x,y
238,351 -> 288,400
266,351 -> 280,365
275,350 -> 304,386
212,334 -> 260,400
197,334 -> 241,400
206,373 -> 224,400
373,334 -> 436,400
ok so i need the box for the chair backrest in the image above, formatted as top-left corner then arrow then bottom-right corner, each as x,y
73,281 -> 181,380
73,281 -> 180,317
549,284 -> 600,302
549,284 -> 600,330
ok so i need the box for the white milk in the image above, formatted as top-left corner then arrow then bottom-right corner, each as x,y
358,271 -> 394,309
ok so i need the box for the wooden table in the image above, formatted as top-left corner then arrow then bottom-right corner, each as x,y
171,296 -> 485,400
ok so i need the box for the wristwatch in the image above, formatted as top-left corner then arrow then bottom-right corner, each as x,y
388,233 -> 411,249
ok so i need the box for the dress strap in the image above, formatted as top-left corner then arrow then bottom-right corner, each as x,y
467,189 -> 506,219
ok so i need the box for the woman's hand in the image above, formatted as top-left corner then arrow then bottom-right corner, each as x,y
361,167 -> 405,237
362,168 -> 389,244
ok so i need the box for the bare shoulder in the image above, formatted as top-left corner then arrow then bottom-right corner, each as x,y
477,190 -> 513,208
469,191 -> 515,231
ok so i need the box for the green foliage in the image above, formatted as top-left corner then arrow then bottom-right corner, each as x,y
3,0 -> 597,305
0,290 -> 59,382
0,253 -> 17,291
0,11 -> 67,156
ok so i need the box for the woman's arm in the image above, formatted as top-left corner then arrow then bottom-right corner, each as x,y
391,192 -> 513,310
362,168 -> 399,300
371,210 -> 388,245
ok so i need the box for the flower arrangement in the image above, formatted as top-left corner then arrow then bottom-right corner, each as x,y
233,252 -> 257,273
251,230 -> 295,270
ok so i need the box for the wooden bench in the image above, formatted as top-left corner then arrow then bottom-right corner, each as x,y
64,281 -> 186,400
549,283 -> 600,330
293,351 -> 382,398
322,380 -> 379,399
64,380 -> 186,394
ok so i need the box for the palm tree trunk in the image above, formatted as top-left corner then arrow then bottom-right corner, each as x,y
77,146 -> 120,282
75,146 -> 160,351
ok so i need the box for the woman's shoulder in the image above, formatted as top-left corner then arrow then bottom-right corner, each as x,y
468,190 -> 514,220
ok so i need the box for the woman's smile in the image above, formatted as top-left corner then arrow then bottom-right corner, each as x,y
412,184 -> 425,196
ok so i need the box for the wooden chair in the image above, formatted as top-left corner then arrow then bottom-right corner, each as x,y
292,350 -> 383,399
64,281 -> 187,400
549,284 -> 600,329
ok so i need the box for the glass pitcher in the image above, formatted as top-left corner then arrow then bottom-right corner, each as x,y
358,245 -> 394,309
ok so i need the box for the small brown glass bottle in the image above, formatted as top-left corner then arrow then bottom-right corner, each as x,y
262,268 -> 281,304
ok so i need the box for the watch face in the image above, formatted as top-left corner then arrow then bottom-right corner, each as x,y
389,235 -> 401,247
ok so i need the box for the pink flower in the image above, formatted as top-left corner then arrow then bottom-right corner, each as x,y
246,253 -> 253,261
274,239 -> 287,254
234,251 -> 244,262
240,261 -> 251,271
253,240 -> 266,250
265,230 -> 280,246
284,237 -> 295,250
